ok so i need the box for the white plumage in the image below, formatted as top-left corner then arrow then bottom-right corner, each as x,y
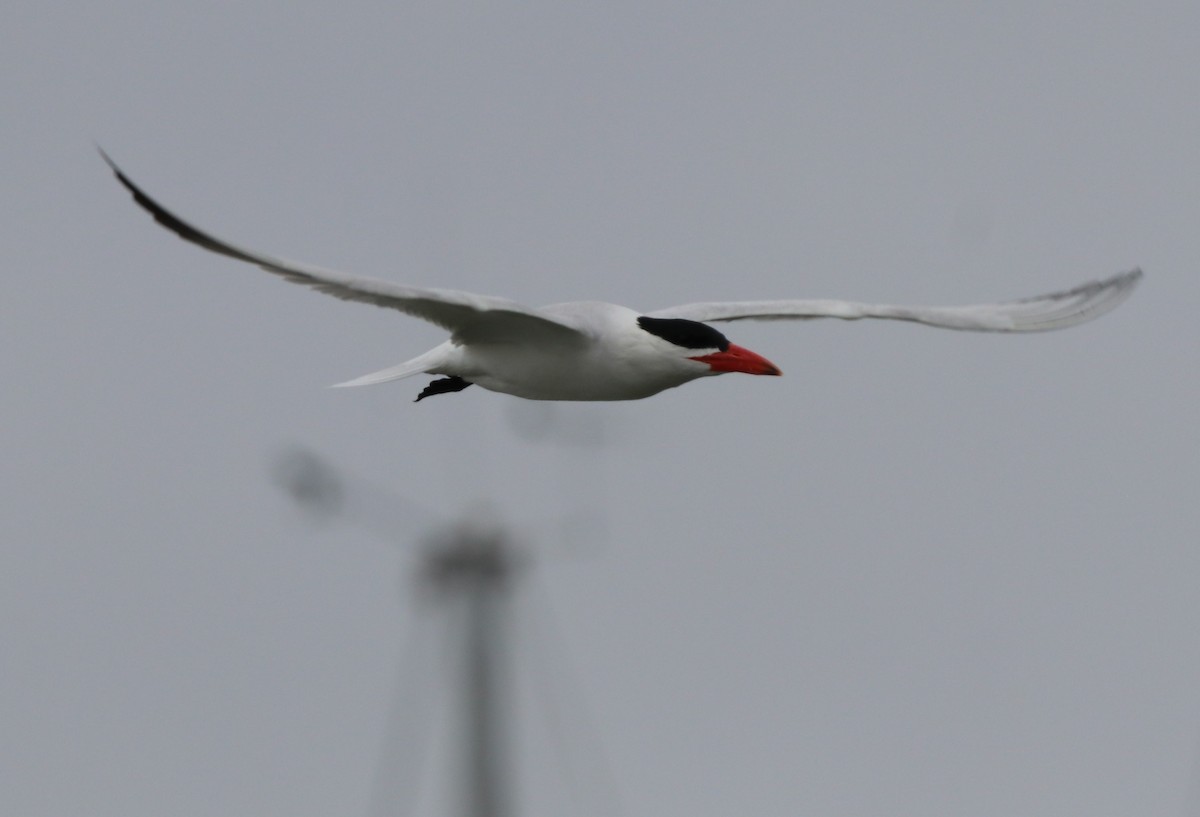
102,150 -> 1142,402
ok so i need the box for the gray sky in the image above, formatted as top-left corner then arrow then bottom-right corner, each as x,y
4,2 -> 1198,815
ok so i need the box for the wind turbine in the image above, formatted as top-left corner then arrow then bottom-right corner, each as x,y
273,440 -> 614,817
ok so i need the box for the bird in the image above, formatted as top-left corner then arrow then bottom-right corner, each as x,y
101,150 -> 1142,403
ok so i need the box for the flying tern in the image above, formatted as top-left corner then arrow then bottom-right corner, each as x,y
102,151 -> 1141,402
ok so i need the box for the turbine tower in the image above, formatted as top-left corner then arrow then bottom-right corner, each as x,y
422,518 -> 520,817
275,449 -> 524,817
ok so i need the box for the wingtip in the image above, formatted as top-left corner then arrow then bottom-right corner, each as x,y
1084,267 -> 1142,293
96,146 -> 142,198
1110,266 -> 1143,285
95,144 -> 122,177
1047,266 -> 1144,330
1104,266 -> 1144,300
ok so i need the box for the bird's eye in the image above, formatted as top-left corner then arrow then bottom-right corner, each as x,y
636,317 -> 730,351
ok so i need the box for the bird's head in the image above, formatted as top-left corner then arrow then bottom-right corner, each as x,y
636,316 -> 782,377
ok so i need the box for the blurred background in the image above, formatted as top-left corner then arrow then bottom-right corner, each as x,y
3,2 -> 1198,815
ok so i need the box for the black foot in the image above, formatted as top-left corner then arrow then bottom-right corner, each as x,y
415,376 -> 473,402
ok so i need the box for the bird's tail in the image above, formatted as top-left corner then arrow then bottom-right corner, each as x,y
330,345 -> 450,388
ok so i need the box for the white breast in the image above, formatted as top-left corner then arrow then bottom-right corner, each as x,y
447,302 -> 711,401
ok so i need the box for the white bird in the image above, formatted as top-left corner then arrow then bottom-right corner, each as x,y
102,151 -> 1142,402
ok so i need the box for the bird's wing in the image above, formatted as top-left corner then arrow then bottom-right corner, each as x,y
648,269 -> 1142,332
101,150 -> 587,347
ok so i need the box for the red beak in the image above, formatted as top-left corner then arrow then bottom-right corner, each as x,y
690,344 -> 782,376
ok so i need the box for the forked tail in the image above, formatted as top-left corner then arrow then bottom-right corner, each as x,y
330,344 -> 450,388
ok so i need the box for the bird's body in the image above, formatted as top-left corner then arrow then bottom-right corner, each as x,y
406,302 -> 740,401
101,150 -> 1142,403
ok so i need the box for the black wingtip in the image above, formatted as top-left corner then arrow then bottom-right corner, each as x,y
96,146 -> 155,205
97,147 -> 260,266
97,145 -> 129,188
